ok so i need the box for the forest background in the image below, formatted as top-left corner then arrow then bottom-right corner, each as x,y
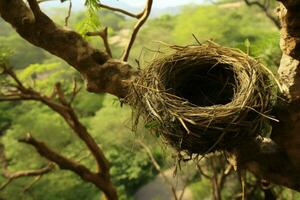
0,0 -> 292,199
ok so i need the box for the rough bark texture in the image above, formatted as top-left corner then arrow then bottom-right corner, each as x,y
277,1 -> 300,100
236,0 -> 300,192
0,0 -> 137,98
271,0 -> 300,190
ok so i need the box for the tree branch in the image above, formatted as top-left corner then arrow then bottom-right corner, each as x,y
137,140 -> 180,200
231,1 -> 300,192
97,3 -> 143,19
2,163 -> 54,179
1,65 -> 27,92
0,0 -> 136,98
54,82 -> 68,105
69,78 -> 81,104
86,27 -> 113,58
1,65 -> 110,175
277,0 -> 300,101
235,136 -> 300,191
122,0 -> 153,61
18,134 -> 117,200
27,0 -> 42,18
97,0 -> 153,61
244,0 -> 280,29
1,66 -> 117,199
0,162 -> 54,191
64,0 -> 72,27
23,175 -> 42,192
18,134 -> 91,176
196,161 -> 212,179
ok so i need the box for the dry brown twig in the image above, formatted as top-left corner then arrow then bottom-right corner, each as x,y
0,64 -> 118,200
244,0 -> 280,28
195,156 -> 233,200
64,0 -> 72,26
98,3 -> 143,19
137,140 -> 187,200
86,27 -> 113,58
97,0 -> 153,61
23,175 -> 42,193
0,161 -> 54,191
69,77 -> 82,104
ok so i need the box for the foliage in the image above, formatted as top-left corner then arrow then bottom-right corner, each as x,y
0,1 -> 287,200
172,4 -> 280,67
0,35 -> 49,69
88,95 -> 160,199
190,178 -> 212,199
76,0 -> 101,35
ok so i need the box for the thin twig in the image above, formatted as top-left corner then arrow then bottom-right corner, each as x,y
2,66 -> 27,92
54,82 -> 68,105
37,0 -> 55,3
0,163 -> 54,191
137,140 -> 179,200
64,0 -> 72,27
69,77 -> 81,104
1,59 -> 117,200
244,0 -> 280,29
97,3 -> 143,19
2,67 -> 110,176
23,175 -> 42,192
196,161 -> 211,179
86,27 -> 113,58
122,0 -> 153,61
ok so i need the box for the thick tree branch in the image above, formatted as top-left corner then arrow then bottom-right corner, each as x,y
235,136 -> 300,191
233,1 -> 300,192
277,0 -> 300,101
0,0 -> 136,98
27,0 -> 42,18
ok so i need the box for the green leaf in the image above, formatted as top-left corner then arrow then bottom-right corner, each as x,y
144,120 -> 159,129
76,1 -> 101,35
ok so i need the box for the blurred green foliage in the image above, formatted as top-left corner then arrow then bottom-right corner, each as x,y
0,1 -> 296,200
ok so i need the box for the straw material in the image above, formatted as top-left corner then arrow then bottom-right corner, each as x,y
126,43 -> 278,155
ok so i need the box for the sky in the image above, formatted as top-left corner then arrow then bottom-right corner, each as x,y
41,0 -> 204,11
107,0 -> 204,8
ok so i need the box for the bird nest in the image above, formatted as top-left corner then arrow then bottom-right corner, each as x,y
126,43 -> 278,155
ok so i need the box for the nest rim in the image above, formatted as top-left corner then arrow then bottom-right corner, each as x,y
127,42 -> 279,155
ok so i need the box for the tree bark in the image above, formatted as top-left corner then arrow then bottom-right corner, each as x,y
277,1 -> 300,101
236,0 -> 300,191
0,0 -> 137,98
